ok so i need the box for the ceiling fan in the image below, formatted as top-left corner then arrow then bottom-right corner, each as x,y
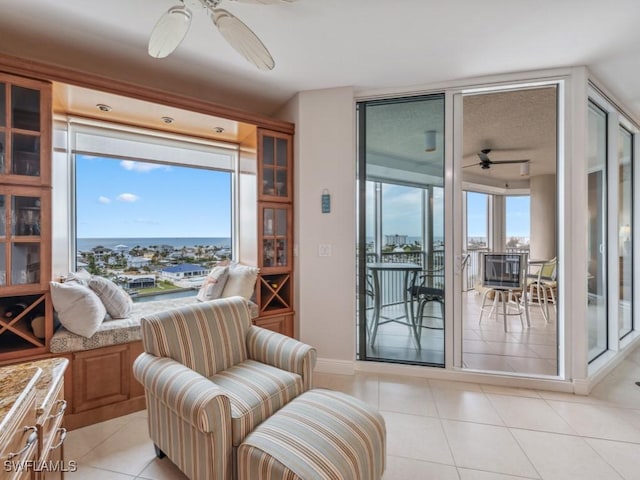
148,0 -> 296,70
464,149 -> 530,170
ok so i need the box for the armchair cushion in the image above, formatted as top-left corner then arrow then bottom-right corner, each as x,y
140,296 -> 252,377
211,359 -> 303,445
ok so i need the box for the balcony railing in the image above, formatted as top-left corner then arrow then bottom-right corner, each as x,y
364,250 -> 444,307
363,246 -> 530,307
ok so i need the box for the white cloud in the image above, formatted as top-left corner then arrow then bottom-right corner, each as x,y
98,196 -> 111,204
120,160 -> 166,173
117,193 -> 140,202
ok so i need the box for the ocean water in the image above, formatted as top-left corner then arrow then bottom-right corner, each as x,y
77,237 -> 231,252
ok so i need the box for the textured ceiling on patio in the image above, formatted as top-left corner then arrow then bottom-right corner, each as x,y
462,86 -> 558,185
364,87 -> 557,187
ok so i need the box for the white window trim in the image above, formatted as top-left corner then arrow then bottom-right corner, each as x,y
52,115 -> 241,279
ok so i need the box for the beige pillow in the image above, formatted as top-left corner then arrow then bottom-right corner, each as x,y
50,281 -> 107,338
221,263 -> 259,300
66,269 -> 91,285
197,266 -> 230,302
88,276 -> 133,319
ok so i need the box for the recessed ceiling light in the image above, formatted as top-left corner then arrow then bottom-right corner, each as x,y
161,116 -> 174,124
96,104 -> 112,112
214,127 -> 225,133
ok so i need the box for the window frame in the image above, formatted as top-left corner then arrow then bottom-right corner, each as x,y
52,117 -> 241,282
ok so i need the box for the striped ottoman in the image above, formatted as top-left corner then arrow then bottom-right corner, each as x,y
238,389 -> 386,480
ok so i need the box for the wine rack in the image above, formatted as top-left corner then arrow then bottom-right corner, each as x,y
0,294 -> 49,353
259,274 -> 292,315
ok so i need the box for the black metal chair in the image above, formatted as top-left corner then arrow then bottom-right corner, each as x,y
408,267 -> 444,348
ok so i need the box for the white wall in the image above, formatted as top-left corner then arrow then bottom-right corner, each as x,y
530,174 -> 557,260
277,87 -> 357,366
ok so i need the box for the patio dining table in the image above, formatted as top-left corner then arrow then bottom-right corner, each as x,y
367,262 -> 422,347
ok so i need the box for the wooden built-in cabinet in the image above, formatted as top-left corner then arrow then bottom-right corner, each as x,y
0,73 -> 52,363
0,358 -> 68,480
0,59 -> 296,431
256,129 -> 294,337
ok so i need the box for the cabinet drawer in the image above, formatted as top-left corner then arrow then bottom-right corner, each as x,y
254,314 -> 293,337
38,380 -> 66,459
0,391 -> 37,480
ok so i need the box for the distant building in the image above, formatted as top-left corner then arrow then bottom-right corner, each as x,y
118,274 -> 156,290
384,234 -> 407,246
128,256 -> 151,268
160,263 -> 208,281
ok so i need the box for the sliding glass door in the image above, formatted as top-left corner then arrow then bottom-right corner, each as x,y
587,101 -> 608,361
618,126 -> 633,339
458,85 -> 559,376
357,94 -> 445,366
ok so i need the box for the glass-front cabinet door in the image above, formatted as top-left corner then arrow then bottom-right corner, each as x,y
0,187 -> 48,290
0,74 -> 50,185
259,203 -> 291,271
258,129 -> 292,202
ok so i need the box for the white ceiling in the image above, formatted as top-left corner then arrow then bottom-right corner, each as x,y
1,0 -> 640,118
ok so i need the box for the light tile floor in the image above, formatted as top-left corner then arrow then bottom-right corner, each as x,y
365,289 -> 557,375
62,347 -> 640,480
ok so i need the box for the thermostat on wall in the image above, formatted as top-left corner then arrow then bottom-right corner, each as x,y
321,189 -> 331,213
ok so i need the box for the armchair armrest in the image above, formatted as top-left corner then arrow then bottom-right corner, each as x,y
133,353 -> 231,433
246,326 -> 317,391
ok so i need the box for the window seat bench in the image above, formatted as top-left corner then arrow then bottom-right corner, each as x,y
50,296 -> 259,353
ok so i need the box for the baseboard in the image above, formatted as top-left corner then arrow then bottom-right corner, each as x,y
314,358 -> 355,375
65,396 -> 146,431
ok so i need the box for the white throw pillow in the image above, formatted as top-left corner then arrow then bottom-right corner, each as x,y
50,281 -> 107,338
66,269 -> 91,285
88,276 -> 133,319
221,263 -> 259,300
197,265 -> 230,302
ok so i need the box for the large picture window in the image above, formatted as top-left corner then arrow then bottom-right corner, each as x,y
74,155 -> 232,301
52,119 -> 240,303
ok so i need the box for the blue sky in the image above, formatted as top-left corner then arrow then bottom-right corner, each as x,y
76,155 -> 231,238
368,185 -> 530,240
467,192 -> 530,238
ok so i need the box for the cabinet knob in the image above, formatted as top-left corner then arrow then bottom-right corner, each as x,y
48,399 -> 67,419
50,428 -> 67,451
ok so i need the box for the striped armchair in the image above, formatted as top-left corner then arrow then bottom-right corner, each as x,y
132,296 -> 316,480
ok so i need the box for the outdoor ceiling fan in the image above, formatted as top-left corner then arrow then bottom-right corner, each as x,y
464,149 -> 530,170
148,0 -> 296,70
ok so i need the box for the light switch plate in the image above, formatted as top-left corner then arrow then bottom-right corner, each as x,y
318,244 -> 332,257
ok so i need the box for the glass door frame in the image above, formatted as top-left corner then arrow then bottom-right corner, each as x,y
450,79 -> 566,378
356,93 -> 446,365
587,85 -> 639,368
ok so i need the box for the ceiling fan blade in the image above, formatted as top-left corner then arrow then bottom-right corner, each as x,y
489,159 -> 530,165
477,151 -> 491,162
227,0 -> 297,3
463,163 -> 481,169
212,8 -> 275,70
148,5 -> 192,58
